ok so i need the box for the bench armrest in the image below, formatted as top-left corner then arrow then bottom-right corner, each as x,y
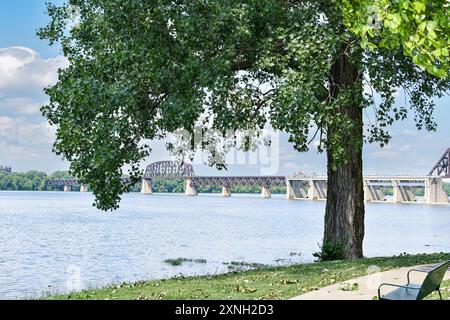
378,283 -> 420,299
407,269 -> 429,285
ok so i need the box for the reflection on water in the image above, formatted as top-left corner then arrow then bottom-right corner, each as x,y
0,191 -> 449,299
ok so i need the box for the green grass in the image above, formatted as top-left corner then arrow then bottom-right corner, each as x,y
423,279 -> 450,300
45,252 -> 450,300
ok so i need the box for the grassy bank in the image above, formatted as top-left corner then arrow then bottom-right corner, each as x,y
47,252 -> 450,300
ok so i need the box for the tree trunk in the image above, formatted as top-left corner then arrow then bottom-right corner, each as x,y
323,44 -> 365,260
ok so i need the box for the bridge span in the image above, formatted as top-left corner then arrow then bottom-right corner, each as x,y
286,176 -> 448,204
49,160 -> 449,204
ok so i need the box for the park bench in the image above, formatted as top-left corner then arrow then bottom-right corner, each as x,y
378,260 -> 450,300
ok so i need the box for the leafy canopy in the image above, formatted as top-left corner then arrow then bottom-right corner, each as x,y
340,0 -> 450,78
38,0 -> 449,210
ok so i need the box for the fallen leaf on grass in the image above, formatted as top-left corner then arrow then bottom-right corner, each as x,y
280,279 -> 299,285
235,285 -> 257,293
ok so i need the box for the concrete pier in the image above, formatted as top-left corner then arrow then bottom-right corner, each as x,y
286,181 -> 295,200
363,181 -> 372,202
222,186 -> 231,197
286,180 -> 308,200
80,185 -> 88,193
392,180 -> 402,203
261,186 -> 272,198
64,185 -> 71,192
185,178 -> 198,196
307,180 -> 327,200
364,182 -> 385,202
425,177 -> 449,204
392,181 -> 416,202
141,179 -> 153,195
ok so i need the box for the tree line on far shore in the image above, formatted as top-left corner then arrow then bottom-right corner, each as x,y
443,183 -> 450,196
0,172 -> 288,194
0,171 -> 73,191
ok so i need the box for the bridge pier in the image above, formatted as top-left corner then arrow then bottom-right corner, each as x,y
222,186 -> 231,197
286,180 -> 308,200
364,182 -> 385,202
286,180 -> 295,200
185,179 -> 198,196
402,186 -> 417,202
308,180 -> 327,200
141,179 -> 153,195
364,181 -> 371,202
399,185 -> 416,202
425,177 -> 448,204
261,186 -> 272,199
80,185 -> 88,193
392,180 -> 402,203
392,180 -> 417,203
64,185 -> 71,192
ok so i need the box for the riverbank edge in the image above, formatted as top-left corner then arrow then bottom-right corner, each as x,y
46,252 -> 450,300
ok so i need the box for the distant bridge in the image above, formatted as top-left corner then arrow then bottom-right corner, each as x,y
0,166 -> 11,174
48,149 -> 450,204
286,176 -> 448,204
140,161 -> 285,198
49,177 -> 133,192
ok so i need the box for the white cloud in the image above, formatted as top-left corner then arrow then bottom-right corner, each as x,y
0,116 -> 55,146
0,116 -> 60,171
0,47 -> 68,97
0,47 -> 68,171
371,144 -> 401,160
283,161 -> 300,171
398,144 -> 412,152
0,97 -> 45,115
282,162 -> 319,175
400,129 -> 418,137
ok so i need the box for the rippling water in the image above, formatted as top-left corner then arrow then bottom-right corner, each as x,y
0,191 -> 449,299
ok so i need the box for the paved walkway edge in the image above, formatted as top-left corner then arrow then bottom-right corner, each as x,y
290,264 -> 450,300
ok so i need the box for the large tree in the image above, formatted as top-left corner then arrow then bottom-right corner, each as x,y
39,0 -> 449,259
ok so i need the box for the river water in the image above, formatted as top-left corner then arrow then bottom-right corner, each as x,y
0,191 -> 448,299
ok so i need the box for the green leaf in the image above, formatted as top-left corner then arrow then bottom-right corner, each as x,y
412,1 -> 426,13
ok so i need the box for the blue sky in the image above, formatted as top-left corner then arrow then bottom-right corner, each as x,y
0,0 -> 449,177
0,0 -> 63,58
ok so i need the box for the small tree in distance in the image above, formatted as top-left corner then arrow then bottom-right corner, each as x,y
38,0 -> 449,260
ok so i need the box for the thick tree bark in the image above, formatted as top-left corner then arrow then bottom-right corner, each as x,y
323,45 -> 365,260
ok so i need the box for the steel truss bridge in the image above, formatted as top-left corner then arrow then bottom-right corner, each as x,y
142,161 -> 285,187
48,148 -> 449,204
49,161 -> 284,187
144,161 -> 195,180
429,148 -> 450,178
